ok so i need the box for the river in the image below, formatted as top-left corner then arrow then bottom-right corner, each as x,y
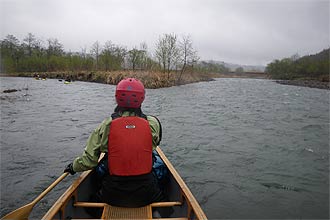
0,77 -> 329,219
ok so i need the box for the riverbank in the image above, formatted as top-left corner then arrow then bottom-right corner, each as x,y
276,79 -> 330,90
3,71 -> 328,90
1,71 -> 214,89
215,72 -> 268,79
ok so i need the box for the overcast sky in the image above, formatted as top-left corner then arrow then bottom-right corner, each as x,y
1,0 -> 329,66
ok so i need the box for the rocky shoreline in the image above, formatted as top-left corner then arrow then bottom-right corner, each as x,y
275,80 -> 330,90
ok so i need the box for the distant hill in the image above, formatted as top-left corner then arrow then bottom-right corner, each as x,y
266,48 -> 329,81
299,48 -> 329,62
203,60 -> 266,72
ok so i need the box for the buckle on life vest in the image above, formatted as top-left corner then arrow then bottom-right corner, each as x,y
125,125 -> 136,129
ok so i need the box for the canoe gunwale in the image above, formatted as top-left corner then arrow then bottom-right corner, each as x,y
155,147 -> 207,220
42,170 -> 92,220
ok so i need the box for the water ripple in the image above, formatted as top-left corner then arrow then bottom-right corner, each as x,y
1,77 -> 329,219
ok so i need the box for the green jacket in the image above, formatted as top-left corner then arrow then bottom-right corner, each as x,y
72,111 -> 161,172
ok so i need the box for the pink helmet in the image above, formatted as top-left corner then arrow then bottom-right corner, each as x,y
115,78 -> 145,108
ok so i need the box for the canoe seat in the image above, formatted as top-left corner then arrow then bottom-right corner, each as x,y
74,201 -> 183,219
102,205 -> 152,219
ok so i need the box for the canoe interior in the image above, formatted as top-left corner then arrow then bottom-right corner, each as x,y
43,147 -> 206,219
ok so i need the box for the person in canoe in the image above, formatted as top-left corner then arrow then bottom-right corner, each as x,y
64,78 -> 167,217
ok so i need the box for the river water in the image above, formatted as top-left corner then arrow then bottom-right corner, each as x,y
0,77 -> 329,219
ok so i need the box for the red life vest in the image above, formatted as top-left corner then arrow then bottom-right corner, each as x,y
108,116 -> 153,176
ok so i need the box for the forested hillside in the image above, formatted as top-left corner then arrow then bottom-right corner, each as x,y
266,49 -> 329,81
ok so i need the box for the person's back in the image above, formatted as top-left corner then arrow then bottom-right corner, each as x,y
97,108 -> 165,207
64,78 -> 165,214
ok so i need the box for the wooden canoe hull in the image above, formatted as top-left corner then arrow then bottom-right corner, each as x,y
42,147 -> 207,220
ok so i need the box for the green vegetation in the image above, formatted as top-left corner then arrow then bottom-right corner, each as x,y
0,33 -> 231,88
8,70 -> 212,89
235,67 -> 244,74
195,61 -> 230,74
266,49 -> 329,82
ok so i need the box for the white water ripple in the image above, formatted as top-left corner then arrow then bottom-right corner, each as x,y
1,77 -> 329,219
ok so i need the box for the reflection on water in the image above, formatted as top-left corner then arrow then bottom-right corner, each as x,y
1,77 -> 329,219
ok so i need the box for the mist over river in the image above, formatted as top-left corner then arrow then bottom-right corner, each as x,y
1,77 -> 329,219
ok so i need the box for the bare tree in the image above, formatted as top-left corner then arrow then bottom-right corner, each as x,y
23,33 -> 37,57
112,45 -> 127,71
1,35 -> 22,71
177,35 -> 198,83
127,42 -> 149,71
81,46 -> 87,59
91,41 -> 101,70
166,34 -> 179,74
139,42 -> 148,70
155,37 -> 167,72
81,46 -> 88,70
33,38 -> 44,58
100,41 -> 114,71
128,47 -> 141,71
155,33 -> 179,79
100,41 -> 126,71
46,38 -> 64,57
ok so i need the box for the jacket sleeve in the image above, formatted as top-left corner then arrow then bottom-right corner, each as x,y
72,118 -> 111,172
147,116 -> 162,149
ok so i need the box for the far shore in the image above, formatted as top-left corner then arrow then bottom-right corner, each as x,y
1,71 -> 328,90
275,79 -> 329,90
0,71 -> 267,88
1,71 -> 215,89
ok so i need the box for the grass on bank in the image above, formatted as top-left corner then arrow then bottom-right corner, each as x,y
3,71 -> 214,89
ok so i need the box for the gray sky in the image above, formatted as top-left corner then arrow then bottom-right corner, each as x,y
1,0 -> 329,66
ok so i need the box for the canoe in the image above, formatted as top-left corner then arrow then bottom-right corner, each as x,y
42,147 -> 207,220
